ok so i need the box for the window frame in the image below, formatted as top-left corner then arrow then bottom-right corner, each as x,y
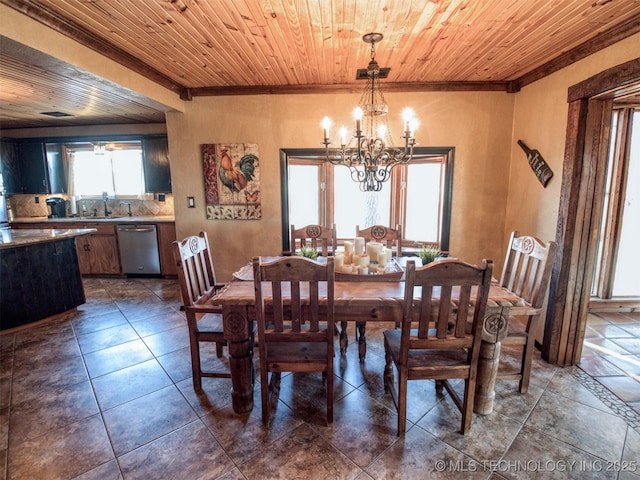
65,141 -> 145,198
280,146 -> 454,254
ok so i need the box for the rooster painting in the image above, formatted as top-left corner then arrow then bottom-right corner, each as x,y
218,149 -> 257,194
201,143 -> 261,220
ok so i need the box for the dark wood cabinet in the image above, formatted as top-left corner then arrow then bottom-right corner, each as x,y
0,140 -> 21,194
142,137 -> 172,193
0,237 -> 85,330
0,140 -> 67,194
17,142 -> 49,193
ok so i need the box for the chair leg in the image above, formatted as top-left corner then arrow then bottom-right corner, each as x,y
519,337 -> 535,394
357,322 -> 367,362
460,378 -> 475,435
187,319 -> 202,392
260,367 -> 270,425
397,370 -> 407,435
519,315 -> 539,394
326,363 -> 334,424
383,344 -> 393,393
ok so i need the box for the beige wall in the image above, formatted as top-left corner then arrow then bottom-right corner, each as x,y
167,91 -> 515,280
506,33 -> 640,247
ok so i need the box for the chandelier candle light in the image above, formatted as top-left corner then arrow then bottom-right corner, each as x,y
322,32 -> 418,192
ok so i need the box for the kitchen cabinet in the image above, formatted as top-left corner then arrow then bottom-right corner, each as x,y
11,221 -> 121,275
10,219 -> 176,277
142,137 -> 172,193
0,140 -> 66,194
157,222 -> 177,276
17,142 -> 49,194
0,140 -> 21,194
73,223 -> 121,275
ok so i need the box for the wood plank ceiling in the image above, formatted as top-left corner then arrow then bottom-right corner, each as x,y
1,0 -> 639,129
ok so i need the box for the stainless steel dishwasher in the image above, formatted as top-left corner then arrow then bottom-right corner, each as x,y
117,224 -> 161,275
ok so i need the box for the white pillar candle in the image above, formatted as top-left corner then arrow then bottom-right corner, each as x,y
385,249 -> 393,265
344,241 -> 354,256
334,253 -> 344,268
354,254 -> 370,267
366,241 -> 382,261
360,266 -> 369,275
354,237 -> 365,254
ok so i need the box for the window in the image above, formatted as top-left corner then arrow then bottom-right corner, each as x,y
281,147 -> 454,254
66,141 -> 145,197
593,107 -> 640,298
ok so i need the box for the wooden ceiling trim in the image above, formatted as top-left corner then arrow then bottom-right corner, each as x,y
511,16 -> 640,93
189,80 -> 510,97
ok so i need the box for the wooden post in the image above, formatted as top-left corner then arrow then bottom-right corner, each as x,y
474,341 -> 500,415
223,305 -> 255,414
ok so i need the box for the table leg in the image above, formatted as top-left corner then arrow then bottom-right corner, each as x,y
474,340 -> 500,414
223,305 -> 255,414
474,306 -> 508,415
340,321 -> 348,356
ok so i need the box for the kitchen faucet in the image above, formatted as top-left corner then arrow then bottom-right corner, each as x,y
120,201 -> 132,216
103,192 -> 111,217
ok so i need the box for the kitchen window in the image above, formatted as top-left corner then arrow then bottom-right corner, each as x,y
281,147 -> 453,254
66,142 -> 145,197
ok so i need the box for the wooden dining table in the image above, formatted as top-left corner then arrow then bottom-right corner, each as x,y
212,259 -> 537,416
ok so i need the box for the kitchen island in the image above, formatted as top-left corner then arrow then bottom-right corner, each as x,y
0,228 -> 95,331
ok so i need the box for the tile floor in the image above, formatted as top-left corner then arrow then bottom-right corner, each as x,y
1,277 -> 639,480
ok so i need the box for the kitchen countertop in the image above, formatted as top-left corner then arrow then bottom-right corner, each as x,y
10,215 -> 175,224
0,228 -> 97,249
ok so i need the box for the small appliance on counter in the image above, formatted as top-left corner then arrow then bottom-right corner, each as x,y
46,197 -> 67,218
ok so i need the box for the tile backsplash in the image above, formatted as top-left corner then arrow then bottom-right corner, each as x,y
8,194 -> 174,218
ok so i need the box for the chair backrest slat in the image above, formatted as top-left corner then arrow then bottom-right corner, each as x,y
456,286 -> 472,337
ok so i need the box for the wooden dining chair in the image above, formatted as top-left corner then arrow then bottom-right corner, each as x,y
172,232 -> 231,390
496,231 -> 558,393
383,258 -> 493,435
356,224 -> 403,257
290,224 -> 337,257
253,255 -> 336,425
